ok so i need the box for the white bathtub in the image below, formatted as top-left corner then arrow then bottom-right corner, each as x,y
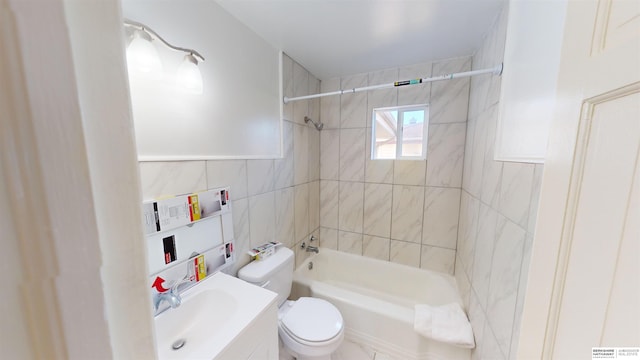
291,248 -> 471,360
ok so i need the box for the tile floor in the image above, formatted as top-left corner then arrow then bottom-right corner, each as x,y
278,338 -> 398,360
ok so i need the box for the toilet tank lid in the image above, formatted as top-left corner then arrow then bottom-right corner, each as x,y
238,246 -> 294,283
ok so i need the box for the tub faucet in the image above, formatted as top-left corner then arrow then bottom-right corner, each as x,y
306,245 -> 319,253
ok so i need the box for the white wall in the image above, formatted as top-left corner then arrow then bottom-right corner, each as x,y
495,0 -> 568,162
64,0 -> 157,357
122,0 -> 282,160
1,0 -> 156,358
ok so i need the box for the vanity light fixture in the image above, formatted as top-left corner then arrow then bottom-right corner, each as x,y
127,29 -> 162,73
176,54 -> 204,94
124,19 -> 205,94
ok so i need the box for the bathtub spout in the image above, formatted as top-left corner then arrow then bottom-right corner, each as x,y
306,246 -> 319,253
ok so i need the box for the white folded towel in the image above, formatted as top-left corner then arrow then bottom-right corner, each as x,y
414,303 -> 475,349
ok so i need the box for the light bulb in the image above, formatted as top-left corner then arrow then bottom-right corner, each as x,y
127,30 -> 162,74
176,54 -> 203,94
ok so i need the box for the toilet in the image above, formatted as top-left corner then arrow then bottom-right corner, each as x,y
238,246 -> 344,360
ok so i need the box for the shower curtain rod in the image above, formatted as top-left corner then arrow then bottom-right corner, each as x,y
284,63 -> 503,104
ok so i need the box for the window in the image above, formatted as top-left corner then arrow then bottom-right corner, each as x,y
371,105 -> 429,160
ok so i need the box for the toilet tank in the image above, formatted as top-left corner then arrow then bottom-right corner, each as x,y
238,246 -> 294,306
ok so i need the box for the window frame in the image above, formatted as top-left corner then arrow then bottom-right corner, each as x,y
371,104 -> 429,160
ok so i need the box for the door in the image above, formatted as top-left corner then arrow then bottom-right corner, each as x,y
518,0 -> 640,358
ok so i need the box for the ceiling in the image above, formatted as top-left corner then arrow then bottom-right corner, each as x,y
215,0 -> 506,80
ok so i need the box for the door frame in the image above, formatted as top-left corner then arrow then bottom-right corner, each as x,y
0,0 -> 156,357
518,0 -> 640,357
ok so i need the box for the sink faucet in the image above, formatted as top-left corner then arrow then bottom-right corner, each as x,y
306,245 -> 319,253
153,277 -> 193,313
154,290 -> 181,312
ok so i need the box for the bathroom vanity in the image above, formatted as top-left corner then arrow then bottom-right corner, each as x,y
144,188 -> 279,360
154,272 -> 279,360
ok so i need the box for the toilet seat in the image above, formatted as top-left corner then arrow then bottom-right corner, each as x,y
280,297 -> 343,344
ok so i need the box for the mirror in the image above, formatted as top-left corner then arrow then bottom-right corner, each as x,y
121,0 -> 282,160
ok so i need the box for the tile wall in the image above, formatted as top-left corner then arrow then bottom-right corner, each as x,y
318,56 -> 471,275
139,54 -> 321,275
453,7 -> 544,360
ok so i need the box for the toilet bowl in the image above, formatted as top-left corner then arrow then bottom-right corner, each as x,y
278,298 -> 344,360
237,246 -> 344,360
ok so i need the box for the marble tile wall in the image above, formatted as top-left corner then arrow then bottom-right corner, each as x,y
139,54 -> 321,276
454,7 -> 544,360
318,56 -> 471,275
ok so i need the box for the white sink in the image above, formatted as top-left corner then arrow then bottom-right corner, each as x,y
154,272 -> 277,360
155,289 -> 237,354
